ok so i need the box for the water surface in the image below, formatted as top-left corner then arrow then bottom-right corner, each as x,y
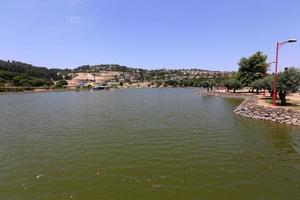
0,89 -> 299,199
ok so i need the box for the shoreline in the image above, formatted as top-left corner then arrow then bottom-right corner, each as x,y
200,91 -> 300,126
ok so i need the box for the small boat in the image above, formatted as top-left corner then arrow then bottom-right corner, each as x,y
92,85 -> 110,91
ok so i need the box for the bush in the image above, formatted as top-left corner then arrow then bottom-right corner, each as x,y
0,71 -> 17,80
202,80 -> 210,91
251,79 -> 265,94
262,76 -> 274,97
223,79 -> 242,93
55,80 -> 68,88
0,77 -> 6,83
277,67 -> 300,105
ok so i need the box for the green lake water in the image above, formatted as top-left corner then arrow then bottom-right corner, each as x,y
0,88 -> 299,199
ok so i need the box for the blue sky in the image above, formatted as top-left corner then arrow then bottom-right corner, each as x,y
0,0 -> 299,71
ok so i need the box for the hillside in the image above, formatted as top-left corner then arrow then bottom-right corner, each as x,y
0,60 -> 70,90
67,64 -> 232,89
0,60 -> 232,90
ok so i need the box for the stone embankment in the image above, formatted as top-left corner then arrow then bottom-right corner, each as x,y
201,91 -> 300,126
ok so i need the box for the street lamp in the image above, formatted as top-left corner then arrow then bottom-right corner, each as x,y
272,39 -> 297,106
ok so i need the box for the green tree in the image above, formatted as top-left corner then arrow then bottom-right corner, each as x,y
13,75 -> 31,86
165,80 -> 179,87
229,79 -> 242,93
276,67 -> 300,105
0,60 -> 65,81
209,80 -> 217,91
156,81 -> 162,87
237,52 -> 268,87
262,75 -> 274,97
223,80 -> 231,92
250,79 -> 265,94
0,78 -> 6,91
0,77 -> 6,84
222,79 -> 242,93
55,80 -> 68,88
0,70 -> 16,80
64,74 -> 72,80
202,80 -> 210,91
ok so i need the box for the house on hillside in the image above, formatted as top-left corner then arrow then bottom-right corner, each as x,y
107,81 -> 119,88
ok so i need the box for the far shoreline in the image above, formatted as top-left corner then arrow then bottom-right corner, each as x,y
0,86 -> 199,94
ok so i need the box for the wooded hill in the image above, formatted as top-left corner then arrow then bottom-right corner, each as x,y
0,60 -> 70,88
0,60 -> 231,89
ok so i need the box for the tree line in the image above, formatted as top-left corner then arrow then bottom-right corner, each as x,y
1,56 -> 298,105
222,51 -> 300,105
0,60 -> 69,88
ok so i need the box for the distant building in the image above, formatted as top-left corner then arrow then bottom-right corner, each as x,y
107,81 -> 119,87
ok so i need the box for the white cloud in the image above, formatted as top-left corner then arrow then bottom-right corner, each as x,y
69,16 -> 82,24
69,0 -> 84,5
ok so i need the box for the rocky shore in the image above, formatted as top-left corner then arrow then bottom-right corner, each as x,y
201,91 -> 300,126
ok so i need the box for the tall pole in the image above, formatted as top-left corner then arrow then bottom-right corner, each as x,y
271,39 -> 296,106
272,42 -> 279,106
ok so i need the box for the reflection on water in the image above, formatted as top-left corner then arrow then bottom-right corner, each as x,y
265,125 -> 300,154
0,88 -> 299,200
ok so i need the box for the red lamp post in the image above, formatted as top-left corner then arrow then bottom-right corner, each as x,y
272,39 -> 297,106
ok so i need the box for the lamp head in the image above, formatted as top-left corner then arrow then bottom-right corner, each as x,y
288,39 -> 297,43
